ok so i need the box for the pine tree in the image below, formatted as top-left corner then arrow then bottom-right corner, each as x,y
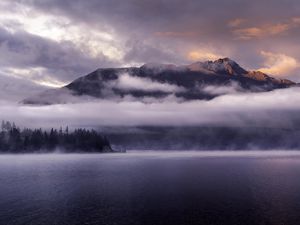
0,121 -> 113,153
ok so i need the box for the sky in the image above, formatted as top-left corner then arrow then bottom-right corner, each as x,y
0,0 -> 300,96
0,0 -> 300,129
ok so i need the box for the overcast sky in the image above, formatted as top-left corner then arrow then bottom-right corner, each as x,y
0,0 -> 300,93
0,0 -> 300,129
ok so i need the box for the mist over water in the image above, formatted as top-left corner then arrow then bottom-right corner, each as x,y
1,151 -> 300,225
1,87 -> 300,129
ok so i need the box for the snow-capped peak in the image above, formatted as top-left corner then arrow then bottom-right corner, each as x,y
187,58 -> 248,75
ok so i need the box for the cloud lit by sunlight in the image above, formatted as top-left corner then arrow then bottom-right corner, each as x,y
5,67 -> 67,88
259,51 -> 299,76
232,18 -> 300,40
233,24 -> 289,40
187,50 -> 223,61
0,1 -> 123,61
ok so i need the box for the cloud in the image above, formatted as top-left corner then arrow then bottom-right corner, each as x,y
233,24 -> 289,40
0,1 -> 122,61
21,88 -> 100,105
233,18 -> 300,40
228,18 -> 245,27
3,67 -> 66,88
154,31 -> 197,38
0,0 -> 300,86
202,82 -> 243,95
0,71 -> 46,101
0,1 -> 121,88
187,50 -> 224,61
0,26 -> 116,85
123,39 -> 184,65
1,87 -> 300,128
258,51 -> 299,76
292,17 -> 300,24
109,73 -> 185,92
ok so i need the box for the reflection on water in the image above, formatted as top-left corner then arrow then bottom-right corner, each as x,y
1,151 -> 300,225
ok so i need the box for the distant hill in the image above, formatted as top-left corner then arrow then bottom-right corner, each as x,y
104,126 -> 300,150
22,58 -> 297,105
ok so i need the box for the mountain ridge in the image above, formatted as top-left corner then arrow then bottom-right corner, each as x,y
22,58 -> 297,105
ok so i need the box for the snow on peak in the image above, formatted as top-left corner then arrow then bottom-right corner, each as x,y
187,58 -> 247,75
141,58 -> 277,78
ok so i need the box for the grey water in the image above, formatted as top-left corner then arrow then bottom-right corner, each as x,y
1,151 -> 300,225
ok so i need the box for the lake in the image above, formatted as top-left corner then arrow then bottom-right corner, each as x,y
1,151 -> 300,225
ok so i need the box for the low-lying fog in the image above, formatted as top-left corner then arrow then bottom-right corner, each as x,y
0,87 -> 300,129
2,150 -> 300,159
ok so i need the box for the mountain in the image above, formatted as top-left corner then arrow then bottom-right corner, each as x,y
22,58 -> 297,105
103,126 -> 300,150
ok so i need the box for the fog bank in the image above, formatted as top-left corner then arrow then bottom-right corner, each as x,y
0,87 -> 299,129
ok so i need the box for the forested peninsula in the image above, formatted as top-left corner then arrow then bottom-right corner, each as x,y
0,121 -> 114,153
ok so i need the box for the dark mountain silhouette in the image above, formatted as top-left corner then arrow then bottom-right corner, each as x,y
22,58 -> 297,105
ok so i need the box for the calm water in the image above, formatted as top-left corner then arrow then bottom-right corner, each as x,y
1,151 -> 300,225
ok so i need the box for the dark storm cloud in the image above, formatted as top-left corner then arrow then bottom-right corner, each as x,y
0,26 -> 115,83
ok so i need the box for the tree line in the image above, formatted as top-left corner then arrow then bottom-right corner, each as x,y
0,121 -> 113,153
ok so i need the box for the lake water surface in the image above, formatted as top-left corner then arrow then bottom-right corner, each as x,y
1,151 -> 300,225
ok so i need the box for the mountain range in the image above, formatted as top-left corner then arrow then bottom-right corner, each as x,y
22,58 -> 297,105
